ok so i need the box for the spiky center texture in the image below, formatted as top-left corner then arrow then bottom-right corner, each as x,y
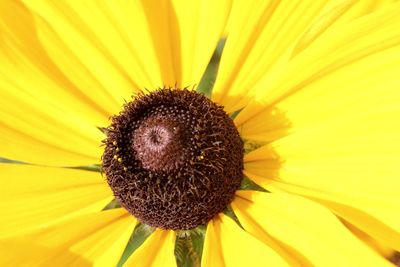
102,89 -> 243,230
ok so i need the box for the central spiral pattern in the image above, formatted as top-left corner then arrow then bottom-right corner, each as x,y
133,116 -> 186,172
102,89 -> 243,230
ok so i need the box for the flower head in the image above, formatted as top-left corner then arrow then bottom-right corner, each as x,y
0,0 -> 399,266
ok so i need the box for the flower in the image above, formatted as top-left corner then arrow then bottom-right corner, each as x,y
0,0 -> 399,266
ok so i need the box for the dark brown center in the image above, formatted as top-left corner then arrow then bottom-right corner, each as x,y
102,88 -> 243,230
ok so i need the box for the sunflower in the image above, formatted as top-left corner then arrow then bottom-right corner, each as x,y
1,0 -> 399,266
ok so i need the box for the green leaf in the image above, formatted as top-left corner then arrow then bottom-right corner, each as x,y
240,176 -> 268,192
117,223 -> 155,267
197,39 -> 226,98
175,225 -> 206,267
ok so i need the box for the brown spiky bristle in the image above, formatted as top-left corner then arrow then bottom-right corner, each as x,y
102,88 -> 243,230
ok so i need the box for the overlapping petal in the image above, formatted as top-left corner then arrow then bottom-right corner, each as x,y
212,0 -> 331,112
20,0 -> 157,103
0,0 -> 113,126
0,2 -> 110,166
125,229 -> 176,267
0,164 -> 113,238
213,0 -> 395,114
0,89 -> 105,165
201,213 -> 289,266
343,220 -> 394,258
236,2 -> 400,139
240,2 -> 400,251
232,191 -> 392,266
21,0 -> 231,91
292,0 -> 396,56
0,209 -> 135,267
245,137 -> 400,251
141,0 -> 232,88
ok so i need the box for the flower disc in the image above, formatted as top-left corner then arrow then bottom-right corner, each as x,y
102,89 -> 243,230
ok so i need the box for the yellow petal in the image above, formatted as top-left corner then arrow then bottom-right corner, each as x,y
245,7 -> 400,248
20,0 -> 159,103
246,124 -> 400,251
236,2 -> 400,139
125,229 -> 176,267
212,0 -> 330,112
293,0 -> 396,56
238,11 -> 400,246
22,0 -> 230,92
0,0 -> 111,126
243,145 -> 281,187
201,213 -> 289,267
0,209 -> 135,267
233,191 -> 393,267
342,220 -> 394,258
269,181 -> 400,252
143,0 -> 232,88
0,89 -> 104,166
0,241 -> 92,267
0,164 -> 113,238
232,192 -> 311,267
0,2 -> 107,166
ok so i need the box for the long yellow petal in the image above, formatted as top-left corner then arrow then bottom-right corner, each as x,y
20,0 -> 159,102
0,209 -> 135,267
212,0 -> 331,112
270,181 -> 400,252
239,9 -> 400,248
292,0 -> 396,56
0,164 -> 113,238
201,213 -> 289,267
0,89 -> 104,166
243,144 -> 281,186
21,0 -> 230,91
0,0 -> 111,127
236,2 -> 400,139
233,191 -> 311,267
125,229 -> 177,267
245,133 -> 400,251
233,191 -> 393,267
0,2 -> 106,166
241,7 -> 400,249
342,220 -> 394,258
142,0 -> 232,88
